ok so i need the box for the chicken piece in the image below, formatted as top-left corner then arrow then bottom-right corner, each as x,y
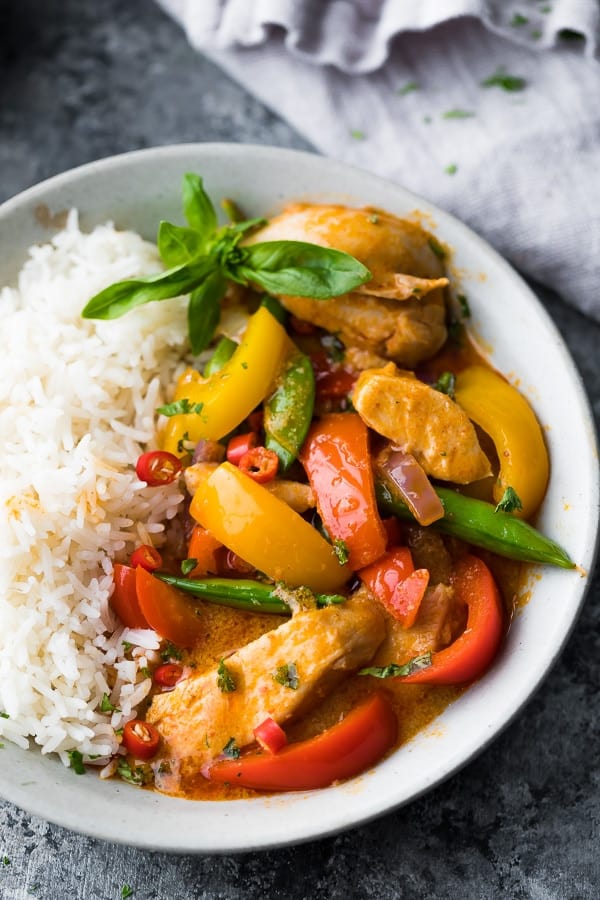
246,204 -> 449,367
185,462 -> 315,513
353,364 -> 491,484
373,584 -> 455,667
147,589 -> 385,795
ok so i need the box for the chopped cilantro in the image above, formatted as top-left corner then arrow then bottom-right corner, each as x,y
457,293 -> 471,318
359,653 -> 433,679
0,712 -> 9,719
495,486 -> 523,514
181,558 -> 198,576
445,164 -> 458,175
156,398 -> 204,417
114,727 -> 124,737
397,80 -> 419,96
350,129 -> 365,140
122,640 -> 133,654
2,856 -> 9,865
481,68 -> 526,92
100,693 -> 119,714
222,737 -> 240,759
442,109 -> 475,119
177,431 -> 191,453
510,13 -> 528,26
117,759 -> 153,786
428,237 -> 446,259
160,641 -> 183,662
121,885 -> 134,899
273,662 -> 299,691
333,539 -> 350,566
432,371 -> 456,399
66,749 -> 86,775
217,658 -> 237,693
139,666 -> 151,679
315,593 -> 346,608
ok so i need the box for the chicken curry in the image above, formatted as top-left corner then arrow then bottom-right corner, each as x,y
83,175 -> 573,799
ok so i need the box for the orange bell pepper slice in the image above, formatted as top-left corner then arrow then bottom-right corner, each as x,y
186,524 -> 223,578
135,566 -> 203,648
300,413 -> 387,570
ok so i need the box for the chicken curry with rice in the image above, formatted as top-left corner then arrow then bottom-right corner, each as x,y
83,175 -> 573,799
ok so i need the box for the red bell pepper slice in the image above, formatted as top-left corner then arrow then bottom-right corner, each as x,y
110,564 -> 149,629
401,554 -> 504,684
359,548 -> 429,628
300,413 -> 387,570
207,693 -> 397,792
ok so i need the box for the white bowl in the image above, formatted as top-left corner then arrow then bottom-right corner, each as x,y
0,144 -> 597,853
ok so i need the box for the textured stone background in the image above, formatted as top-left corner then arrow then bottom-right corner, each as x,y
0,2 -> 598,898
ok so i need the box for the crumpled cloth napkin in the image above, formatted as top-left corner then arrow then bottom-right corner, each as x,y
157,0 -> 600,321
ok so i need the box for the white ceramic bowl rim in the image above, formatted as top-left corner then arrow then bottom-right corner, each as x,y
0,143 -> 598,853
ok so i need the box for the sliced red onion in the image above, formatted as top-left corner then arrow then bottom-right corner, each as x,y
379,448 -> 444,527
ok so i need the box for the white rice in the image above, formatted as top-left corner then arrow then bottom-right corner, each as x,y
0,212 -> 188,765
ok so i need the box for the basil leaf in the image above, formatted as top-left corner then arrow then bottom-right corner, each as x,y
359,653 -> 433,679
227,217 -> 267,236
81,258 -> 214,320
188,269 -> 226,355
182,173 -> 217,237
158,220 -> 206,266
235,241 -> 371,299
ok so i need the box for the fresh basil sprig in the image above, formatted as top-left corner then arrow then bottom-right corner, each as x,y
82,173 -> 372,354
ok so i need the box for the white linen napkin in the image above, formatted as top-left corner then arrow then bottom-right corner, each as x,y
157,0 -> 600,321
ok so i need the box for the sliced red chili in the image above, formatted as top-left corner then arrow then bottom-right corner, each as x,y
122,719 -> 161,760
130,544 -> 162,572
238,446 -> 279,484
153,663 -> 184,688
136,450 -> 182,486
253,717 -> 288,754
226,432 -> 258,466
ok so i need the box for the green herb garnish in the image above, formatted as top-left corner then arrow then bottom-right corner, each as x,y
160,641 -> 183,662
559,28 -> 584,40
495,486 -> 523,514
432,371 -> 456,399
66,749 -> 86,775
117,760 -> 153,786
82,174 -> 371,354
177,431 -> 192,453
510,13 -> 528,26
397,81 -> 419,96
442,109 -> 475,119
99,693 -> 119,714
273,662 -> 299,690
457,293 -> 471,318
333,539 -> 350,566
322,333 -> 345,363
2,856 -> 9,865
350,129 -> 365,140
217,658 -> 237,693
359,653 -> 433,679
0,712 -> 9,719
222,737 -> 240,759
481,68 -> 526,92
445,164 -> 458,175
428,237 -> 446,260
122,640 -> 133,654
121,887 -> 134,899
156,398 -> 204,417
181,558 -> 198,576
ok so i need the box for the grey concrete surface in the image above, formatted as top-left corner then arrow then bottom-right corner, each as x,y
0,1 -> 598,898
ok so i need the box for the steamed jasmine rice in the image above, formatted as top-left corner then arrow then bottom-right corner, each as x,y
0,212 -> 188,767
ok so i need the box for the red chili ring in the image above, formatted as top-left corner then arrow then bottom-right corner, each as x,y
135,450 -> 182,486
130,544 -> 162,572
238,446 -> 279,484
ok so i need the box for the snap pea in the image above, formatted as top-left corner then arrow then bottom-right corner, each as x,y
375,479 -> 574,569
155,573 -> 345,614
203,336 -> 238,377
264,349 -> 315,471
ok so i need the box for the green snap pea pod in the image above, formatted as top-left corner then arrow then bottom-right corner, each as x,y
375,480 -> 574,569
264,349 -> 315,471
203,336 -> 238,377
155,573 -> 345,614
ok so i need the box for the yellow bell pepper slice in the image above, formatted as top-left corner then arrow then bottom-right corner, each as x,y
454,365 -> 549,519
161,306 -> 288,455
190,462 -> 350,593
